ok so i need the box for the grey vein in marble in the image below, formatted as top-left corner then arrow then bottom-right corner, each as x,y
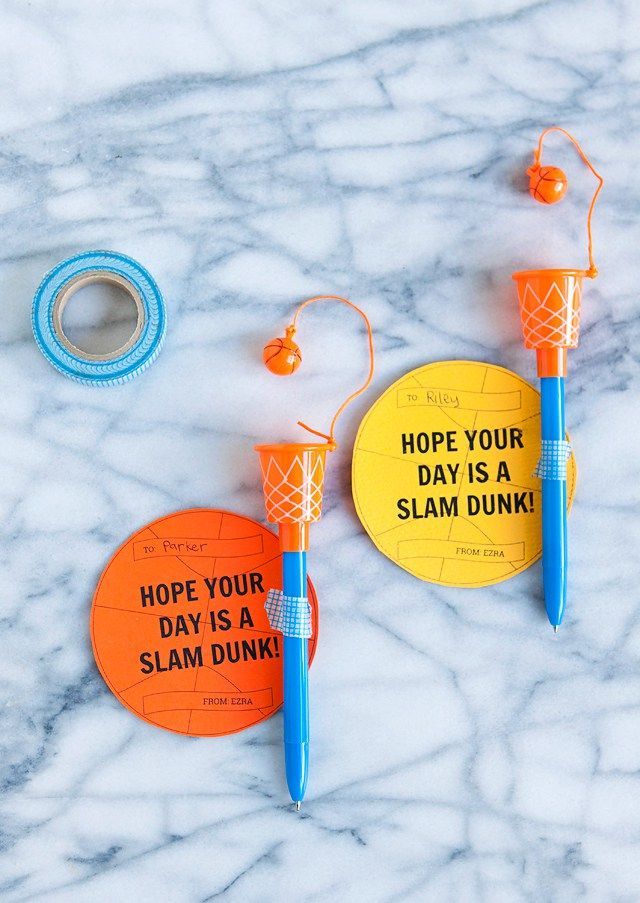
1,1 -> 639,900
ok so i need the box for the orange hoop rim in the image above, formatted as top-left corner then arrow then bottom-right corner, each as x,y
512,268 -> 586,280
255,442 -> 329,454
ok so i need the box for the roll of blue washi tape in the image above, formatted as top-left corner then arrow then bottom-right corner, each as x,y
32,250 -> 166,386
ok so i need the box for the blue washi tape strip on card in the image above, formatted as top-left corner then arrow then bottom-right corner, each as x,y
534,439 -> 573,481
32,250 -> 166,386
264,589 -> 313,638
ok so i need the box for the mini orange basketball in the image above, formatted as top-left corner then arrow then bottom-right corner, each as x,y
263,333 -> 302,375
528,165 -> 568,204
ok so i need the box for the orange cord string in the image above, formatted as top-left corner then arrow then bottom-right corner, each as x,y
286,295 -> 374,450
528,126 -> 603,278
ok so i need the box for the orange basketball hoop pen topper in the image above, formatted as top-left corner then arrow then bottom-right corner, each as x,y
513,127 -> 603,632
514,126 -> 603,381
257,295 -> 374,809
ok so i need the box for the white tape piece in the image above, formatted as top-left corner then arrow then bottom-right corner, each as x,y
264,589 -> 312,638
534,439 -> 572,480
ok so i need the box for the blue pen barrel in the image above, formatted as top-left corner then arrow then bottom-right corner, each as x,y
282,551 -> 309,802
540,377 -> 568,627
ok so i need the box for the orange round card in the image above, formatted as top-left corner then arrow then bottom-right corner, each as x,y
90,509 -> 318,736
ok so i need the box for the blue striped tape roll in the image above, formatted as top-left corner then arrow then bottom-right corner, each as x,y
32,250 -> 166,386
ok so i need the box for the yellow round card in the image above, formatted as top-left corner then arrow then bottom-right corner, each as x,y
352,361 -> 576,587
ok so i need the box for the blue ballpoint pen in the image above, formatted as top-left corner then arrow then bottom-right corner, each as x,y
540,375 -> 567,630
513,128 -> 603,631
257,294 -> 374,807
513,266 -> 587,633
256,442 -> 331,811
282,547 -> 309,806
512,268 -> 580,634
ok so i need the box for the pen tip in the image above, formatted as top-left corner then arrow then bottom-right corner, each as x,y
553,625 -> 559,634
295,801 -> 301,812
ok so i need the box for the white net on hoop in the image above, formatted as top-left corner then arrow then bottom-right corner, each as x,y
259,450 -> 325,523
517,277 -> 581,349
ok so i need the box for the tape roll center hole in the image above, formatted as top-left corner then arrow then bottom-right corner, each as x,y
61,281 -> 140,356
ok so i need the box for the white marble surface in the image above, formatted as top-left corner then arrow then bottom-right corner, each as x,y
1,1 -> 639,900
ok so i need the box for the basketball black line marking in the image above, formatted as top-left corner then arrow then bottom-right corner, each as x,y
438,366 -> 489,581
264,341 -> 285,363
352,363 -> 554,586
93,510 -> 288,730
